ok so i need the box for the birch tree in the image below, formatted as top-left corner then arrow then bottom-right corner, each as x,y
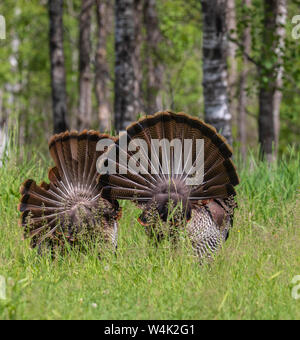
238,0 -> 251,159
78,0 -> 93,130
258,0 -> 287,162
144,0 -> 164,115
273,0 -> 287,157
133,0 -> 144,115
114,0 -> 137,132
226,0 -> 238,121
95,0 -> 112,132
49,0 -> 68,133
201,0 -> 232,145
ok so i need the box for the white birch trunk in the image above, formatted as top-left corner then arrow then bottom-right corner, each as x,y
201,0 -> 232,145
238,0 -> 252,159
226,0 -> 238,121
114,0 -> 137,132
0,122 -> 8,167
78,0 -> 93,130
258,0 -> 287,162
95,0 -> 113,133
273,0 -> 287,155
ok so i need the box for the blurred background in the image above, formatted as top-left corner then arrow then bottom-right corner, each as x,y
0,0 -> 299,161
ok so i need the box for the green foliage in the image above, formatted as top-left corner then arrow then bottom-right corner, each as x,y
280,1 -> 300,150
157,0 -> 203,115
232,0 -> 300,155
0,1 -> 50,142
0,0 -> 299,153
0,1 -> 82,141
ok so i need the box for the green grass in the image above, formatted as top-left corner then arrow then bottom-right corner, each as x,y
0,146 -> 299,320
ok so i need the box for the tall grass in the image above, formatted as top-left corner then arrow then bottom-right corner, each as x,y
0,141 -> 299,320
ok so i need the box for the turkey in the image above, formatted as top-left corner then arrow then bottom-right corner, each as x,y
18,130 -> 121,254
98,111 -> 239,260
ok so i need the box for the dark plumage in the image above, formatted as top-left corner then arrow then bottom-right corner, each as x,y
98,111 -> 239,260
18,130 -> 121,253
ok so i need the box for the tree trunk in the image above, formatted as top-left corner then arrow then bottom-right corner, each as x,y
238,0 -> 251,160
273,0 -> 287,156
201,0 -> 232,145
258,0 -> 286,162
0,121 -> 8,167
48,0 -> 68,134
114,0 -> 137,132
226,0 -> 238,122
78,0 -> 93,131
144,0 -> 164,115
95,0 -> 112,133
133,0 -> 144,115
0,89 -> 7,166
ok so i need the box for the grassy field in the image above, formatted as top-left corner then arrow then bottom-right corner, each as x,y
0,145 -> 299,320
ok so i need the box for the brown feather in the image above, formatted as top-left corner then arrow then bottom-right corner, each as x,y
98,111 -> 239,223
18,130 -> 120,252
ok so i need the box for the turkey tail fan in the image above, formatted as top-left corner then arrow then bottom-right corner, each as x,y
18,130 -> 121,252
98,111 -> 239,223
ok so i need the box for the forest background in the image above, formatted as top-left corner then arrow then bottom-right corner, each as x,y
0,0 -> 299,161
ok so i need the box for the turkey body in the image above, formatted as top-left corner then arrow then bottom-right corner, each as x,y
18,112 -> 239,261
138,196 -> 236,260
18,130 -> 121,253
187,198 -> 236,260
98,111 -> 239,261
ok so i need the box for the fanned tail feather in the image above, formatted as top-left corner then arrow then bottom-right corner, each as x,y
18,130 -> 121,250
98,111 -> 239,222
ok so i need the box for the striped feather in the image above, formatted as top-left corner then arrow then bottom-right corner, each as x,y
18,130 -> 121,252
